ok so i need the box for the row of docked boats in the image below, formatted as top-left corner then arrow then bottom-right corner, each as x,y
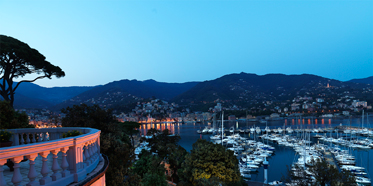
199,125 -> 373,137
202,120 -> 373,185
318,135 -> 373,150
330,146 -> 371,185
344,128 -> 373,137
259,131 -> 372,185
197,125 -> 364,135
198,126 -> 296,134
208,133 -> 276,180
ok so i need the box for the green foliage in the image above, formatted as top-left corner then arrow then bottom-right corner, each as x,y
168,145 -> 187,183
0,130 -> 13,142
195,177 -> 221,186
144,129 -> 181,161
0,100 -> 33,129
119,121 -> 141,147
102,133 -> 134,186
132,150 -> 154,178
141,172 -> 167,186
282,159 -> 356,186
0,35 -> 65,107
61,104 -> 135,186
133,150 -> 168,186
225,178 -> 248,186
180,139 -> 241,185
308,159 -> 355,186
123,170 -> 142,186
62,130 -> 83,138
141,128 -> 187,184
281,164 -> 309,186
61,104 -> 120,135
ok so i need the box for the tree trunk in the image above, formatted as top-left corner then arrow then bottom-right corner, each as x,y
131,135 -> 135,147
10,95 -> 14,108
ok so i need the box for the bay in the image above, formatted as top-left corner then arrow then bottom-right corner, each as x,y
139,116 -> 373,183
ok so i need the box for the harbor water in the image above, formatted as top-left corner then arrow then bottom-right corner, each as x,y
139,116 -> 373,183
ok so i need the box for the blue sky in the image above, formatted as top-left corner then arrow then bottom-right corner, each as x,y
1,0 -> 372,87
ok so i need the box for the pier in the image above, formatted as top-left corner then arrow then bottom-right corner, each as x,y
323,150 -> 338,168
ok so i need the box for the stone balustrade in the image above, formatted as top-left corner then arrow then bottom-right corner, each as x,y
0,127 -> 101,186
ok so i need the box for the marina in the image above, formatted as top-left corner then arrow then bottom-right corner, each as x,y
139,116 -> 373,184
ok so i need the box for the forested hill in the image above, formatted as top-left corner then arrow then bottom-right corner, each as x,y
53,79 -> 199,111
171,73 -> 373,110
15,82 -> 95,104
348,76 -> 373,85
0,81 -> 95,109
4,73 -> 373,111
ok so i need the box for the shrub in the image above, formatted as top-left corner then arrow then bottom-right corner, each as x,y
0,130 -> 13,142
62,130 -> 83,138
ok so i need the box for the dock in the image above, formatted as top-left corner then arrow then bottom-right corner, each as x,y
323,150 -> 337,168
322,149 -> 345,174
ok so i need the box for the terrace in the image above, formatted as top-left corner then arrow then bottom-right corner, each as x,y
0,127 -> 108,186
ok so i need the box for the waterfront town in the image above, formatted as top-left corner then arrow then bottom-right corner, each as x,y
1,1 -> 372,185
22,87 -> 371,128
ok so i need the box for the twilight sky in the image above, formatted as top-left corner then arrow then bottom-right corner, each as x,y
1,0 -> 372,87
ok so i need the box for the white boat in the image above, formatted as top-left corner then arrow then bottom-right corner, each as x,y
256,127 -> 261,134
134,142 -> 150,155
265,126 -> 271,133
286,127 -> 293,134
246,164 -> 259,169
250,127 -> 255,133
245,159 -> 260,165
277,127 -> 283,134
317,127 -> 324,133
210,135 -> 221,140
354,171 -> 367,176
202,127 -> 209,134
269,181 -> 283,185
344,129 -> 351,134
208,128 -> 214,134
229,126 -> 234,133
341,165 -> 365,171
241,172 -> 251,179
355,176 -> 371,185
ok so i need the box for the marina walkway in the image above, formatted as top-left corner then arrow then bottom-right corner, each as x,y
323,150 -> 337,168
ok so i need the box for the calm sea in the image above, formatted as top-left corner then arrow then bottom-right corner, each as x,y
139,116 -> 373,183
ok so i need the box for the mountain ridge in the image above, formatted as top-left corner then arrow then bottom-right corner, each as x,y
52,79 -> 199,111
2,74 -> 373,110
171,73 -> 373,111
348,76 -> 373,85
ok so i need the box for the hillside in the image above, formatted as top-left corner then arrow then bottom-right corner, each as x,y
348,76 -> 373,85
13,94 -> 54,109
53,79 -> 199,111
4,73 -> 373,111
172,72 -> 373,111
15,82 -> 95,104
0,82 -> 95,109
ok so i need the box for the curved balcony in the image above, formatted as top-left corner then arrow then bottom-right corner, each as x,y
0,127 -> 107,186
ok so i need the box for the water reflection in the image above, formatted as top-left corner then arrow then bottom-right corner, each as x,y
139,122 -> 176,136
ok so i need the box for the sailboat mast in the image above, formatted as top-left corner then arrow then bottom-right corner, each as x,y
362,110 -> 364,129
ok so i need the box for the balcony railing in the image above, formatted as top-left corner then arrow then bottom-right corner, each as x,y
0,127 -> 102,186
